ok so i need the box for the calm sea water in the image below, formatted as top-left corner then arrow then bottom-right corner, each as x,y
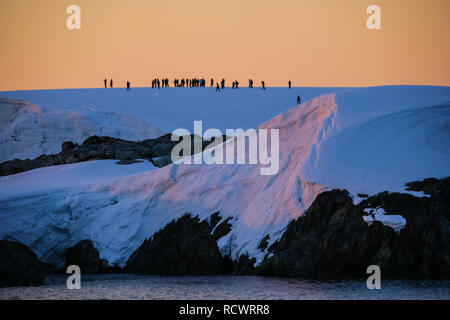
0,274 -> 449,300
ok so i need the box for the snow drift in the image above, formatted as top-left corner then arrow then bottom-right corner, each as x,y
0,86 -> 449,268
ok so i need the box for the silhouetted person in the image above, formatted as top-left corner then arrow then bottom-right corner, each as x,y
103,79 -> 107,88
288,80 -> 292,89
261,81 -> 266,89
216,82 -> 220,92
235,80 -> 239,88
297,96 -> 301,104
221,79 -> 225,89
110,79 -> 113,88
126,81 -> 130,91
249,79 -> 253,88
211,78 -> 214,87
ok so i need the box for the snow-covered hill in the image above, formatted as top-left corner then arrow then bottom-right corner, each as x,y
0,98 -> 165,162
0,86 -> 449,269
0,87 -> 341,133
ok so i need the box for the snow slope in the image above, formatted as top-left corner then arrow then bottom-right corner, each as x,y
302,86 -> 450,195
0,86 -> 449,268
0,98 -> 165,162
0,160 -> 156,199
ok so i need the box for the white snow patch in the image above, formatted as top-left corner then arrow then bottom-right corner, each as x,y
363,206 -> 407,233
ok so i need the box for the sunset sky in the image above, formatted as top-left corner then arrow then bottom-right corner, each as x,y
0,0 -> 449,91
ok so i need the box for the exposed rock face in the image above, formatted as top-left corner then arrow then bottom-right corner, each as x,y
212,217 -> 232,240
258,177 -> 450,279
0,134 -> 231,176
0,135 -> 157,176
65,239 -> 117,274
233,254 -> 257,275
126,214 -> 229,275
150,155 -> 171,167
0,240 -> 54,287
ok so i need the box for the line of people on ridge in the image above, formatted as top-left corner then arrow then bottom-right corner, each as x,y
103,78 -> 131,90
104,78 -> 301,104
104,78 -> 295,90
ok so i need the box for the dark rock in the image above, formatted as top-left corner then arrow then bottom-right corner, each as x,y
65,240 -> 114,274
212,217 -> 232,240
75,146 -> 95,161
0,133 -> 232,176
141,133 -> 173,148
258,177 -> 450,279
125,214 -> 229,275
88,149 -> 106,159
150,155 -> 172,168
57,150 -> 77,164
209,212 -> 222,229
233,254 -> 256,275
405,176 -> 450,197
82,135 -> 114,146
152,143 -> 173,157
0,240 -> 53,287
116,159 -> 144,165
258,235 -> 270,252
61,141 -> 76,152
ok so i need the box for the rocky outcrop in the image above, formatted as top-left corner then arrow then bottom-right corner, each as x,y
125,212 -> 258,276
125,214 -> 231,275
65,240 -> 118,274
212,217 -> 232,240
0,133 -> 229,176
233,254 -> 256,275
257,177 -> 450,279
0,240 -> 55,287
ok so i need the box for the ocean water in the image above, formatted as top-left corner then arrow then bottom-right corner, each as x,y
1,274 -> 449,300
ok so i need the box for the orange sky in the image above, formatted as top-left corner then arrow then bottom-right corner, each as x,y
0,0 -> 449,91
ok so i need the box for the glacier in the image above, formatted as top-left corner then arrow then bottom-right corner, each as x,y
0,85 -> 449,268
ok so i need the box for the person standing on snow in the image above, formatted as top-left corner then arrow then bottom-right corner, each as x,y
126,81 -> 131,91
216,82 -> 220,92
110,79 -> 113,88
297,96 -> 301,104
261,81 -> 266,89
288,80 -> 292,89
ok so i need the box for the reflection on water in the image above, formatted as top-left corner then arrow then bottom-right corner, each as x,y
1,274 -> 449,300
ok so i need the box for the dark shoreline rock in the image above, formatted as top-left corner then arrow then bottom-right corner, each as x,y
0,240 -> 55,287
257,177 -> 450,279
65,239 -> 119,274
125,214 -> 231,275
125,212 -> 255,276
